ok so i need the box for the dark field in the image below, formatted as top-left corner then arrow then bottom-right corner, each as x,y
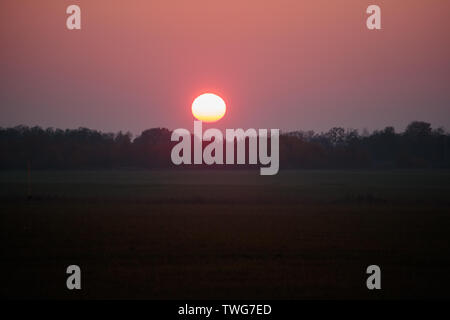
1,169 -> 450,299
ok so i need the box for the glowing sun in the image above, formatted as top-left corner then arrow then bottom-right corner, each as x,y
192,93 -> 226,122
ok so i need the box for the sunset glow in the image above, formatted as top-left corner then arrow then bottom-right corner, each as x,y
192,93 -> 226,122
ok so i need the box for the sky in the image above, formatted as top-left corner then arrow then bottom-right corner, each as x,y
0,0 -> 449,135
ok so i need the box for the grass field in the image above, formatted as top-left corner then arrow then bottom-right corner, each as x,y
1,169 -> 450,299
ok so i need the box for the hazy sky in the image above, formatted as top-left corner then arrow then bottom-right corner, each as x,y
1,0 -> 449,135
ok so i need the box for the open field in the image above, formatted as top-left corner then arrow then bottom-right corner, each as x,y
1,169 -> 450,299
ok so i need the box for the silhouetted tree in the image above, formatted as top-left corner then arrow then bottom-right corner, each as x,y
0,121 -> 448,170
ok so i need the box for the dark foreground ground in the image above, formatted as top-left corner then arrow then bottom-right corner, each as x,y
1,169 -> 450,299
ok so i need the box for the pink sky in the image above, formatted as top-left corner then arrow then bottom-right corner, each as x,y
1,0 -> 449,134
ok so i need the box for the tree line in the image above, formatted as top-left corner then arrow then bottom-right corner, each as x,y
0,121 -> 448,170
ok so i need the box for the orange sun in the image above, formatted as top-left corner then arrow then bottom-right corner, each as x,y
192,93 -> 226,122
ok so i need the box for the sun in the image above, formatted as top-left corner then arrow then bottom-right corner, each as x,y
192,93 -> 226,122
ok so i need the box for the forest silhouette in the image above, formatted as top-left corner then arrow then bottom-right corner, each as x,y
1,121 -> 448,170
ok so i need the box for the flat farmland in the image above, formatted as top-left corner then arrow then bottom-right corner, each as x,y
1,170 -> 450,299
